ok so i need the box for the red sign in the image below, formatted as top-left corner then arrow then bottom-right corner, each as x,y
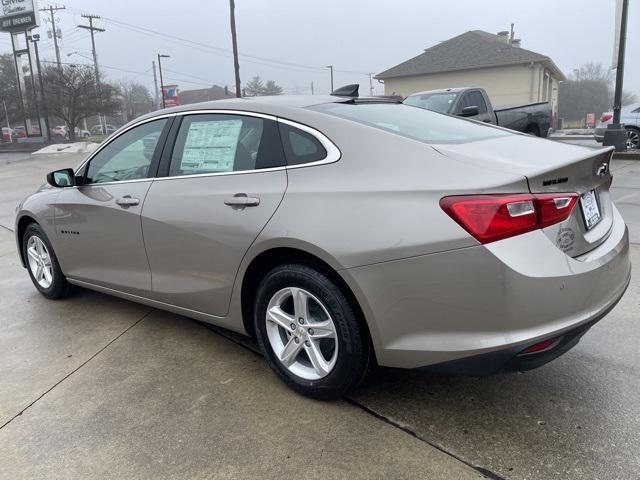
162,84 -> 180,107
586,112 -> 596,128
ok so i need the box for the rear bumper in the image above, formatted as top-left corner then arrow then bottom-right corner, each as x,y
421,285 -> 627,375
342,205 -> 631,370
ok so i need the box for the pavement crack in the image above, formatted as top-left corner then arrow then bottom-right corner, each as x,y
0,308 -> 155,431
343,398 -> 505,480
199,321 -> 502,479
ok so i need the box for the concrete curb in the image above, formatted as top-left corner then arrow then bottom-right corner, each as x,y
549,135 -> 594,141
613,151 -> 640,160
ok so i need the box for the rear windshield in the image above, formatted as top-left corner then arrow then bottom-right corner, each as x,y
311,102 -> 510,144
403,92 -> 456,114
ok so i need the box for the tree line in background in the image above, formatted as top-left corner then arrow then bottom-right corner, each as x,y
1,52 -> 634,138
0,53 -> 152,140
0,55 -> 286,140
558,62 -> 637,122
243,76 -> 283,96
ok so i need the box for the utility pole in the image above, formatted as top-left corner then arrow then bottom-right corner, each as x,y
28,34 -> 50,140
604,0 -> 629,151
326,65 -> 334,92
78,14 -> 105,132
40,5 -> 65,68
23,31 -> 42,137
2,100 -> 9,129
157,54 -> 169,108
310,81 -> 314,95
368,73 -> 374,96
10,34 -> 29,136
152,60 -> 160,110
229,0 -> 241,97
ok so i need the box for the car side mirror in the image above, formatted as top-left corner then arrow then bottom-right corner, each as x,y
458,106 -> 479,117
46,168 -> 75,188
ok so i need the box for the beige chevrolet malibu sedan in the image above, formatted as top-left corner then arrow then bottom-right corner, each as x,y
15,90 -> 631,399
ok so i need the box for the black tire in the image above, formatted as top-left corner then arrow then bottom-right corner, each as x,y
254,264 -> 370,400
626,127 -> 640,150
22,223 -> 70,299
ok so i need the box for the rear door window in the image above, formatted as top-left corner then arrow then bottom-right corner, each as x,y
279,123 -> 327,165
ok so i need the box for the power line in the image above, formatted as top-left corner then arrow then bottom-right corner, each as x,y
163,68 -> 232,87
40,60 -> 212,88
54,2 -> 371,76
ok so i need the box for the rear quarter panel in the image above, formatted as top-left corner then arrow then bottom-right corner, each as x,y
256,115 -> 529,269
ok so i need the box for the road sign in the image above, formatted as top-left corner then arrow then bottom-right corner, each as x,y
586,112 -> 596,128
0,0 -> 40,32
162,84 -> 180,107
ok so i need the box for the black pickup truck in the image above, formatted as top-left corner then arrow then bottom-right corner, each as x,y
404,87 -> 551,137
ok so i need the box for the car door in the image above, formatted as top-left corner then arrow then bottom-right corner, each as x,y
141,112 -> 287,316
55,118 -> 170,294
457,90 -> 493,123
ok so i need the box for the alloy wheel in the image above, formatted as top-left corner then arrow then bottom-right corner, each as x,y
26,235 -> 53,288
265,287 -> 338,380
627,129 -> 639,150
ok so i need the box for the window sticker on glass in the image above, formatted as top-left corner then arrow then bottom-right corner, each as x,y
181,119 -> 242,173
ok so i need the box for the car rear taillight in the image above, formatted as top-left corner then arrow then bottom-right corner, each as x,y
440,193 -> 578,244
601,113 -> 613,123
520,336 -> 561,355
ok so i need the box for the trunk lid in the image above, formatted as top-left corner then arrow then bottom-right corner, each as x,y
432,135 -> 615,257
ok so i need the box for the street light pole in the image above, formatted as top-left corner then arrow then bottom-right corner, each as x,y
326,65 -> 334,92
157,54 -> 169,109
28,34 -> 50,140
604,0 -> 629,152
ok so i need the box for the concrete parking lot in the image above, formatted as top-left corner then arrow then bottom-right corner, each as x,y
1,148 -> 639,479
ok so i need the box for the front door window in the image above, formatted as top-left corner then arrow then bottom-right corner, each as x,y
85,119 -> 167,184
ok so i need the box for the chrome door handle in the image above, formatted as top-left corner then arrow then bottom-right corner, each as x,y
116,196 -> 140,207
224,194 -> 260,207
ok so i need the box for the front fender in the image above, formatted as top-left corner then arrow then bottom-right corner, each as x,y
14,188 -> 61,267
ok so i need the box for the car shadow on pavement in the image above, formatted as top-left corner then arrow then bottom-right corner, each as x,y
349,355 -> 637,479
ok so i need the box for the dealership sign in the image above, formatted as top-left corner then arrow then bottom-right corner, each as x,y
162,84 -> 180,107
0,0 -> 39,32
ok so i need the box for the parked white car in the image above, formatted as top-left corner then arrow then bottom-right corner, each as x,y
594,102 -> 640,149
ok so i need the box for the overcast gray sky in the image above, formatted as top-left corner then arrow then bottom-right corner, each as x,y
5,0 -> 638,98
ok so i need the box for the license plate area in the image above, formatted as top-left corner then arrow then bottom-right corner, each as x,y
580,190 -> 601,230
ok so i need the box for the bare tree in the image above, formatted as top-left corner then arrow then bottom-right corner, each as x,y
622,90 -> 638,106
42,64 -> 119,140
571,62 -> 613,83
119,80 -> 152,122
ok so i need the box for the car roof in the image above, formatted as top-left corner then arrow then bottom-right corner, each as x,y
407,87 -> 477,96
127,94 -> 400,130
162,95 -> 346,113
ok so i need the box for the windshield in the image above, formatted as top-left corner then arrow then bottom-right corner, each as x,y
403,92 -> 458,114
311,102 -> 510,144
